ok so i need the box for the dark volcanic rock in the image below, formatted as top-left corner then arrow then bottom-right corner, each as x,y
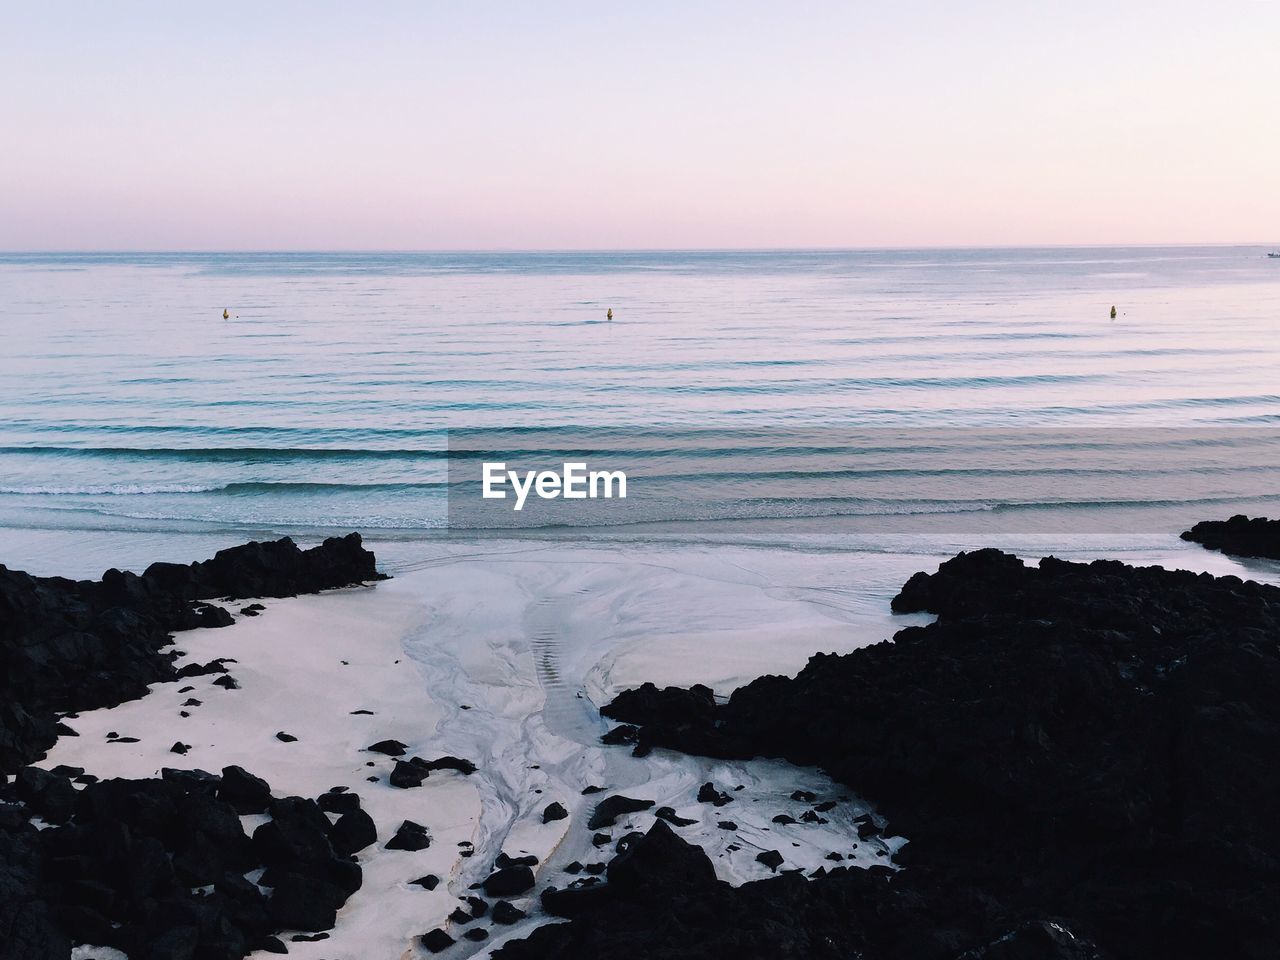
389,754 -> 477,788
602,681 -> 717,725
755,849 -> 784,871
495,852 -> 538,868
193,602 -> 235,627
695,781 -> 732,806
602,682 -> 718,755
509,548 -> 1280,960
421,928 -> 455,953
599,723 -> 639,746
389,759 -> 430,788
386,820 -> 431,851
1182,514 -> 1280,560
367,738 -> 409,756
140,532 -> 385,601
15,766 -> 76,824
507,821 -> 921,959
653,806 -> 696,827
2,772 -> 361,958
329,808 -> 378,857
0,536 -> 382,958
219,765 -> 272,814
0,534 -> 381,771
317,788 -> 361,815
507,832 -> 1101,960
587,794 -> 654,830
608,820 -> 714,891
253,797 -> 335,866
267,872 -> 343,931
961,920 -> 1105,960
423,755 -> 477,775
483,865 -> 536,897
176,659 -> 230,678
542,801 -> 568,823
492,899 -> 527,924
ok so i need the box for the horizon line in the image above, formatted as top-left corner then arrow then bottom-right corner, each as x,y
2,241 -> 1278,256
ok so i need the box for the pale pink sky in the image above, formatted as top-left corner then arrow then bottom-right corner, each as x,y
2,1 -> 1277,250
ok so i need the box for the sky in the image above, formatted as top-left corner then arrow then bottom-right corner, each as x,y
2,1 -> 1277,250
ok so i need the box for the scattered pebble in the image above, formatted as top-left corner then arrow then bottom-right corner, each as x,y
366,739 -> 408,757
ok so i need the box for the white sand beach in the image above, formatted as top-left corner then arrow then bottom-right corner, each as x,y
34,536 -> 1278,957
33,540 -> 941,957
40,583 -> 480,960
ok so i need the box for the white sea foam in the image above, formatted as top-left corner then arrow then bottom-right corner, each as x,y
0,483 -> 226,495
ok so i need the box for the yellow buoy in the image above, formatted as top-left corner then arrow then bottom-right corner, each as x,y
607,308 -> 613,321
223,308 -> 230,319
1109,305 -> 1117,319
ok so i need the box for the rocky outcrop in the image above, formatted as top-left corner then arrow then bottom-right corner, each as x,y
1182,513 -> 1280,560
0,535 -> 385,960
1,767 -> 366,960
496,820 -> 1105,960
0,533 -> 383,770
138,532 -> 385,600
601,682 -> 719,757
543,549 -> 1280,960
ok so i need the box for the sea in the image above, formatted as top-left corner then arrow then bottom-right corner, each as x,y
2,246 -> 1280,579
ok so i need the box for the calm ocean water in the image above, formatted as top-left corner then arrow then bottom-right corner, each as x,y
2,247 -> 1279,573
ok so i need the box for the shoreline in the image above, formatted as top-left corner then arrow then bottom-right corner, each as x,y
506,537 -> 1280,958
6,530 -> 1280,957
38,582 -> 481,960
12,538 -> 936,957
